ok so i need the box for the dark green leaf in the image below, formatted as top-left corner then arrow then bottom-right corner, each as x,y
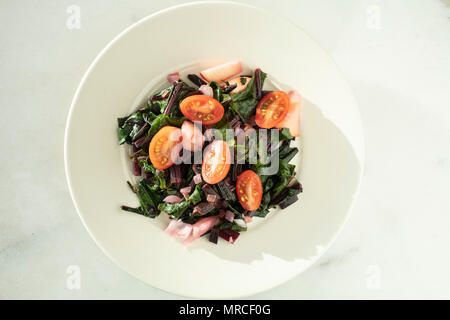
282,147 -> 299,163
231,220 -> 247,232
209,81 -> 223,102
270,159 -> 295,199
230,70 -> 267,122
136,181 -> 163,214
189,184 -> 203,205
277,188 -> 301,208
254,192 -> 271,218
150,87 -> 173,114
224,201 -> 241,216
149,81 -> 196,116
263,177 -> 275,193
279,127 -> 294,141
158,200 -> 190,219
216,182 -> 237,202
117,112 -> 145,145
218,220 -> 246,231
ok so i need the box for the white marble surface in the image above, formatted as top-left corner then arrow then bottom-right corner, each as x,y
1,0 -> 449,299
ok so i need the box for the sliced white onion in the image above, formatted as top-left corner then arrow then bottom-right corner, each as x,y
167,72 -> 180,83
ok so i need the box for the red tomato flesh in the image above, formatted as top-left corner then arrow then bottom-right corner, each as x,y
202,140 -> 231,184
255,91 -> 289,128
236,170 -> 263,211
180,95 -> 224,125
149,126 -> 182,170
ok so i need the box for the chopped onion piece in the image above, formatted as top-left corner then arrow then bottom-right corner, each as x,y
225,210 -> 234,222
199,85 -> 213,97
206,194 -> 217,203
183,216 -> 219,246
163,195 -> 182,203
180,186 -> 192,200
167,72 -> 180,84
164,220 -> 192,241
193,173 -> 202,184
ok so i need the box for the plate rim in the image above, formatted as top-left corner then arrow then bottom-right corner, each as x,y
64,0 -> 365,298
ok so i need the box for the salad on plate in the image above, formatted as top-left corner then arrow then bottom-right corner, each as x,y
117,60 -> 302,245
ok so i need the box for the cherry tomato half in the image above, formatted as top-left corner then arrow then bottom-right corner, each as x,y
255,91 -> 290,128
201,140 -> 231,184
149,126 -> 182,170
180,95 -> 224,125
236,170 -> 262,211
236,170 -> 263,211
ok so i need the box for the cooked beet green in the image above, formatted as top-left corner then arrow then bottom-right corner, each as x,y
230,69 -> 267,123
187,74 -> 207,87
117,65 -> 302,246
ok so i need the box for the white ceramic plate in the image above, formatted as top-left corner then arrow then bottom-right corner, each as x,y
65,1 -> 364,298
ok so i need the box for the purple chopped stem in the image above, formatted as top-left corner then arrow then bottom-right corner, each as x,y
133,135 -> 147,148
270,188 -> 295,205
133,161 -> 141,176
131,123 -> 149,142
224,177 -> 236,191
244,210 -> 256,217
202,184 -> 220,198
192,164 -> 201,175
279,195 -> 299,209
214,199 -> 226,209
163,82 -> 183,115
246,116 -> 256,127
223,83 -> 237,94
261,90 -> 272,98
216,181 -> 234,201
169,165 -> 182,184
187,74 -> 207,87
229,115 -> 240,128
222,99 -> 231,108
185,90 -> 203,98
151,89 -> 170,101
255,68 -> 262,100
232,164 -> 242,181
194,202 -> 215,215
209,229 -> 219,244
219,229 -> 240,244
